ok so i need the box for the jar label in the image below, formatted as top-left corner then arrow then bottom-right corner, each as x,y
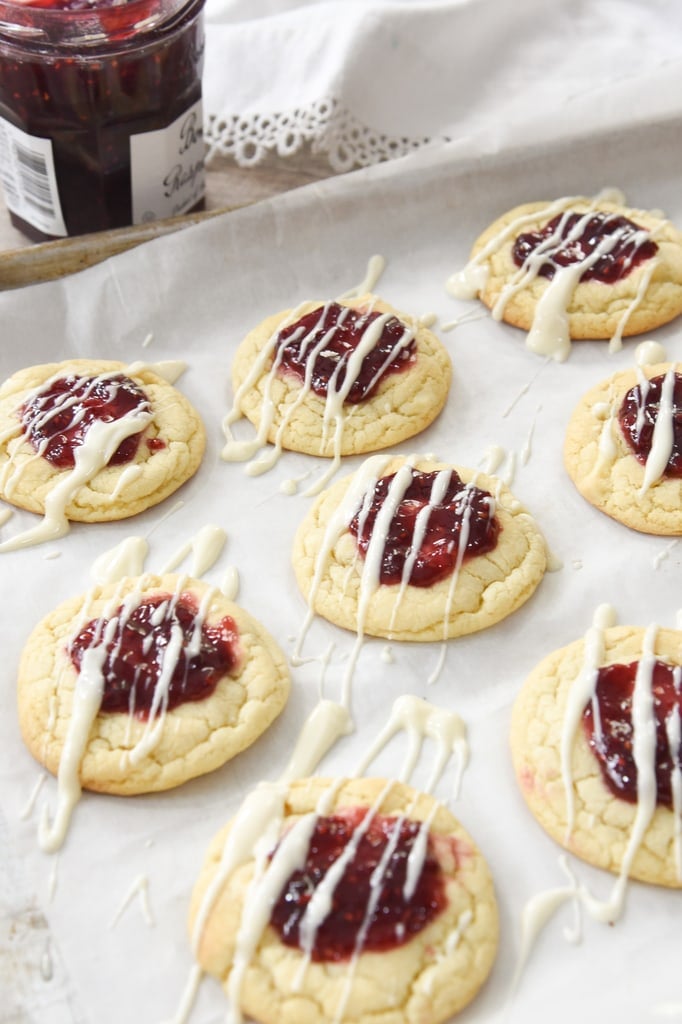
0,118 -> 67,237
130,99 -> 206,224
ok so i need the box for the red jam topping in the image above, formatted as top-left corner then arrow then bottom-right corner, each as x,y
349,468 -> 499,587
21,373 -> 150,469
269,809 -> 446,961
275,302 -> 416,404
68,593 -> 240,718
618,372 -> 682,477
582,659 -> 682,807
512,211 -> 657,284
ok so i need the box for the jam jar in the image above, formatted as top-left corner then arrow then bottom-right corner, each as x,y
0,0 -> 206,240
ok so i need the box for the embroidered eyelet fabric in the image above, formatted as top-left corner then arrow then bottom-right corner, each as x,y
203,0 -> 682,173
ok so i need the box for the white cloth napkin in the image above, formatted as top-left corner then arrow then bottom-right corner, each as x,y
203,0 -> 682,171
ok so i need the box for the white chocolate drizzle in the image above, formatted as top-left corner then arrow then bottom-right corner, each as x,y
109,874 -> 155,929
588,359 -> 681,497
0,410 -> 153,553
37,557 -> 229,852
220,566 -> 240,601
639,366 -> 676,495
39,642 -> 110,852
20,772 -> 47,820
187,695 -> 468,1024
126,359 -> 187,384
92,536 -> 149,585
518,607 -> 682,985
337,255 -> 386,300
295,453 -> 511,696
160,524 -> 227,577
448,189 -> 661,361
221,295 -> 415,494
0,364 -> 164,552
636,339 -> 667,366
0,505 -> 12,528
653,538 -> 679,571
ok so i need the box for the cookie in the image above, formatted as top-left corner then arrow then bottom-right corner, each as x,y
292,454 -> 547,642
564,361 -> 682,535
18,573 -> 290,797
189,776 -> 498,1024
448,192 -> 682,360
224,295 -> 452,461
0,359 -> 206,523
510,618 -> 682,888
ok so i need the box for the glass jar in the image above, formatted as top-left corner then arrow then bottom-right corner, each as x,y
0,0 -> 205,241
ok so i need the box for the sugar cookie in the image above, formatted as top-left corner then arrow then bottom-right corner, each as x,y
564,361 -> 682,535
190,776 -> 498,1024
18,573 -> 290,797
292,454 -> 547,641
511,618 -> 682,887
448,193 -> 682,360
225,295 -> 452,461
0,359 -> 206,523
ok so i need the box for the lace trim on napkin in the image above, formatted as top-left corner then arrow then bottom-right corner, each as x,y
205,96 -> 434,173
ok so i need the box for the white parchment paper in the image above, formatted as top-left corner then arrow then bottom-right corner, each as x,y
1,117 -> 682,1023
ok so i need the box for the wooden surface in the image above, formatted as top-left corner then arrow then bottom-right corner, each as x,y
0,149 -> 334,289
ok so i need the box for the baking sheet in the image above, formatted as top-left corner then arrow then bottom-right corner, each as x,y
1,115 -> 682,1024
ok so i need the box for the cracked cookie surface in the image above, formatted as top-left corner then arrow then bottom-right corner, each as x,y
510,625 -> 682,887
230,295 -> 452,457
564,361 -> 682,535
189,776 -> 498,1024
0,359 -> 206,522
17,574 -> 290,795
292,455 -> 547,641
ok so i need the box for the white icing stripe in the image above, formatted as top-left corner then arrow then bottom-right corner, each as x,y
227,812 -> 321,1021
109,874 -> 154,929
427,479 -> 482,684
609,255 -> 658,354
92,537 -> 149,585
38,642 -> 109,852
281,700 -> 354,782
0,409 -> 152,553
640,366 -> 677,494
388,469 -> 452,634
337,255 -> 386,301
160,524 -> 227,577
604,624 -> 658,906
560,604 -> 615,839
292,452 -> 395,676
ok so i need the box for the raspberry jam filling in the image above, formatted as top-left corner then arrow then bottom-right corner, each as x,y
582,659 -> 682,807
69,593 -> 240,718
1,0 -> 205,240
275,302 -> 416,404
269,809 -> 446,961
618,372 -> 682,476
349,469 -> 499,587
512,211 -> 657,284
21,374 -> 151,469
